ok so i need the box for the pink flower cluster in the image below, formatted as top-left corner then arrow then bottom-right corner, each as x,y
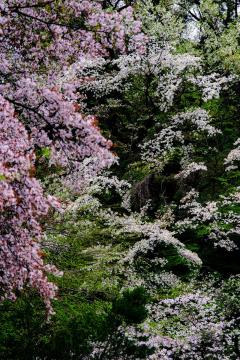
0,0 -> 147,311
0,95 -> 62,316
0,0 -> 146,73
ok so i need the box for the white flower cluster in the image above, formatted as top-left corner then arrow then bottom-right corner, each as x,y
224,138 -> 240,171
177,188 -> 240,251
175,162 -> 207,180
190,73 -> 236,101
89,174 -> 131,198
143,287 -> 239,360
172,108 -> 221,136
57,39 -> 199,111
100,211 -> 202,267
209,228 -> 238,251
178,189 -> 218,227
140,127 -> 183,166
141,109 -> 220,168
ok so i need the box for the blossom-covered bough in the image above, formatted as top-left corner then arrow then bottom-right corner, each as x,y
0,0 -> 146,183
0,0 -> 147,313
0,95 -> 62,315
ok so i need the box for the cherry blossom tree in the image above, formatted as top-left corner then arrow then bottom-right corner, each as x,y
0,0 -> 146,312
0,95 -> 62,315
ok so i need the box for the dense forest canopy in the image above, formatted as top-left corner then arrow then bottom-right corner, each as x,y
1,0 -> 240,359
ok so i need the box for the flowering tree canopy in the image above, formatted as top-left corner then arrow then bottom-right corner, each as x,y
0,0 -> 146,313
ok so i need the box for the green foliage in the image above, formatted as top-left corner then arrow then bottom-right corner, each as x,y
217,275 -> 240,317
112,287 -> 149,325
0,294 -> 111,360
179,84 -> 202,110
38,147 -> 51,160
